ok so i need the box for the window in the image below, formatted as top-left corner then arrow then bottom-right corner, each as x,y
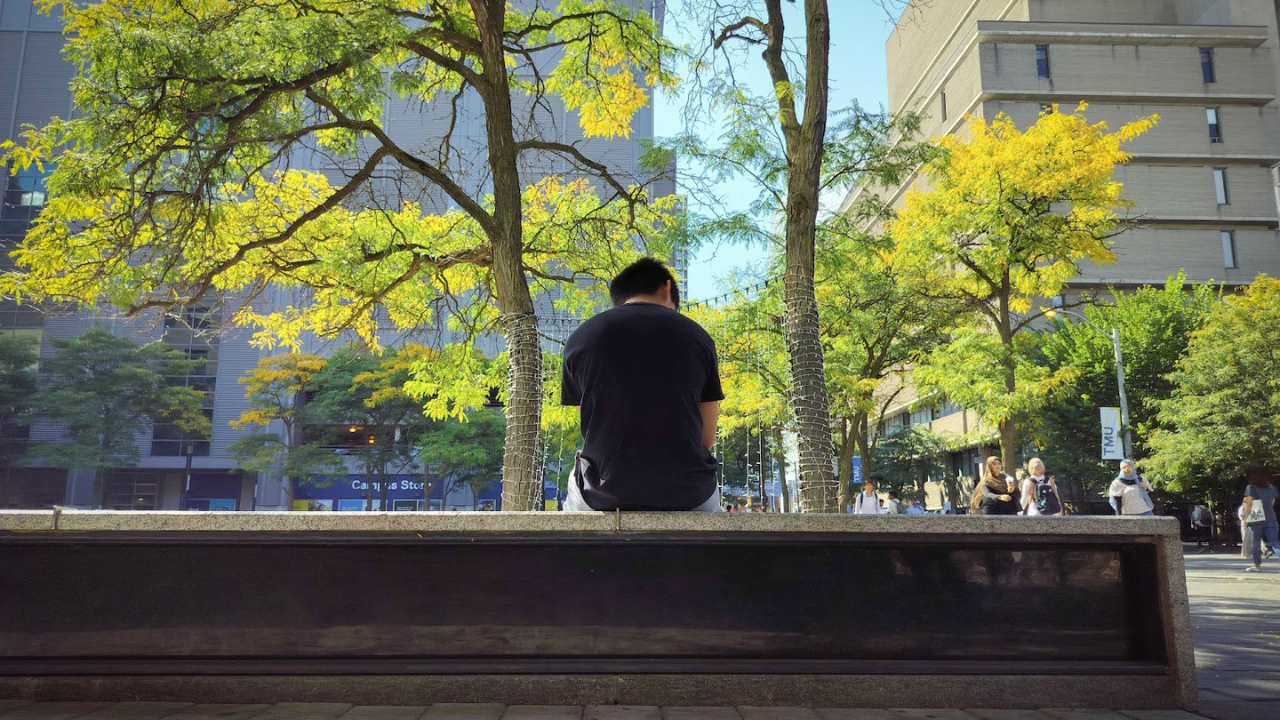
1207,108 -> 1222,143
164,306 -> 216,329
1213,168 -> 1229,205
1200,47 -> 1216,83
940,91 -> 947,122
1040,103 -> 1054,115
1222,230 -> 1237,268
1035,45 -> 1051,79
151,409 -> 213,457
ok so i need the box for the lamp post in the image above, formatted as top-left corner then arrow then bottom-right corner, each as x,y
1043,305 -> 1133,460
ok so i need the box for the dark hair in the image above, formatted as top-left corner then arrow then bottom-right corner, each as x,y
610,257 -> 679,309
888,490 -> 899,500
1245,464 -> 1275,487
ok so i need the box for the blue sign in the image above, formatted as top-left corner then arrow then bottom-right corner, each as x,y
852,457 -> 863,486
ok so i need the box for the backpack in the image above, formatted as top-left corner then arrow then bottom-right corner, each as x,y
1196,506 -> 1212,527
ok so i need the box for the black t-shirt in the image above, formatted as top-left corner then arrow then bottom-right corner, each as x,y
561,302 -> 724,510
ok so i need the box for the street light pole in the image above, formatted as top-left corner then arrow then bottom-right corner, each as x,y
1045,306 -> 1133,460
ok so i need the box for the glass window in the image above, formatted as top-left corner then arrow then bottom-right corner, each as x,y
1222,230 -> 1237,268
1040,103 -> 1054,115
1200,47 -> 1215,83
940,91 -> 947,122
1213,168 -> 1229,205
1035,45 -> 1051,79
1207,108 -> 1222,143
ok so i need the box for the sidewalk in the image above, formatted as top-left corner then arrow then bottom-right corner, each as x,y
1,547 -> 1275,720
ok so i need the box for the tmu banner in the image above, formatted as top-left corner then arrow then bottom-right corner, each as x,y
1100,407 -> 1124,460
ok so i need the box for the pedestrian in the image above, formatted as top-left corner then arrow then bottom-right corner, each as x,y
906,499 -> 926,515
975,456 -> 1019,515
885,490 -> 902,515
1109,460 -> 1154,517
1241,464 -> 1280,573
853,479 -> 881,515
1021,458 -> 1063,516
1191,503 -> 1213,553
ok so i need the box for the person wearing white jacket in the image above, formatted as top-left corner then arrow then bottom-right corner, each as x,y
853,479 -> 882,515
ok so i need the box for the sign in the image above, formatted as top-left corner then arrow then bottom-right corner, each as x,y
851,457 -> 863,486
1100,407 -> 1123,460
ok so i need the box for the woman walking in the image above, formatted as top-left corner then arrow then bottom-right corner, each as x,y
975,456 -> 1019,515
1021,458 -> 1063,516
1109,460 -> 1154,516
1241,465 -> 1280,572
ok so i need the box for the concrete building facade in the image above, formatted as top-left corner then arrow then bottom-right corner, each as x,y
0,0 -> 668,510
865,0 -> 1280,481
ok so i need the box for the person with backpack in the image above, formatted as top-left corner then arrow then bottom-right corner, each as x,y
853,479 -> 882,515
1191,503 -> 1213,553
1020,458 -> 1063,516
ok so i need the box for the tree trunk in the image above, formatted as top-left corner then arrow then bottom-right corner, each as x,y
773,0 -> 837,512
91,467 -> 103,510
379,464 -> 389,510
475,1 -> 542,510
836,419 -> 856,510
996,277 -> 1018,470
774,426 -> 791,513
365,465 -> 375,511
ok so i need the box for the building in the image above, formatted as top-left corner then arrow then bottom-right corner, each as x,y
860,0 -> 1280,481
0,0 -> 668,509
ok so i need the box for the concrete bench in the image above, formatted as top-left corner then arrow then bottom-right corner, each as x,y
0,511 -> 1196,710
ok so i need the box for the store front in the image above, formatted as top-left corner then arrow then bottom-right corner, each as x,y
293,475 -> 503,511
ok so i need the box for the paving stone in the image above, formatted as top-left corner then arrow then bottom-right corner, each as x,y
583,707 -> 660,720
0,703 -> 110,720
499,707 -> 581,720
336,708 -> 426,720
75,703 -> 195,720
1039,707 -> 1131,712
249,704 -> 354,720
889,712 -> 979,720
151,705 -> 272,720
962,707 -> 1054,712
812,711 -> 897,720
422,707 -> 505,720
736,709 -> 820,720
0,703 -> 32,714
1116,712 -> 1206,720
1195,701 -> 1280,720
660,708 -> 743,720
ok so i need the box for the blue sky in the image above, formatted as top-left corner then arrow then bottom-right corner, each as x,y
653,2 -> 901,302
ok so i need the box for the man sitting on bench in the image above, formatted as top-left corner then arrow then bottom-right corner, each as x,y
560,258 -> 725,512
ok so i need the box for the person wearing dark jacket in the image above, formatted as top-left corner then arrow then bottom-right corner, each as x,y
976,456 -> 1020,515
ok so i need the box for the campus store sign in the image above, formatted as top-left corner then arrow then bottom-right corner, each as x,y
292,475 -> 501,511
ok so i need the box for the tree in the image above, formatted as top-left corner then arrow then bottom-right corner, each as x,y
416,409 -> 505,509
307,344 -> 428,511
1033,273 -> 1218,500
228,352 -> 344,508
25,327 -> 211,508
0,334 -> 39,469
2,0 -> 677,510
676,0 -> 919,511
1147,275 -> 1280,496
873,425 -> 948,497
894,104 -> 1157,469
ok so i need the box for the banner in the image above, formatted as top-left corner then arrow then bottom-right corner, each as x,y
1100,407 -> 1124,460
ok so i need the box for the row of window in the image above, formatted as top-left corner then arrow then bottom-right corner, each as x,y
1034,45 -> 1216,83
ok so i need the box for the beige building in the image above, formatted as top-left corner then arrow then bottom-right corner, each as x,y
860,0 -> 1280,481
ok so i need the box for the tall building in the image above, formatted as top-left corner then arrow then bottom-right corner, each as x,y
0,0 -> 669,510
861,0 -> 1280,480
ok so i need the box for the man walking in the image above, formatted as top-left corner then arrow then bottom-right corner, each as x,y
560,258 -> 725,511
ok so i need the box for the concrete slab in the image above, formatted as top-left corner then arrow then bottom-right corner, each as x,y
1195,701 -> 1280,720
1117,711 -> 1206,720
0,704 -> 109,720
962,707 -> 1054,712
889,712 -> 978,719
812,712 -> 898,720
0,703 -> 32,715
150,705 -> 272,720
73,703 -> 194,720
582,707 -> 660,720
421,705 -> 506,720
249,704 -> 354,720
336,708 -> 427,720
659,708 -> 743,720
499,708 -> 582,720
736,709 -> 821,720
